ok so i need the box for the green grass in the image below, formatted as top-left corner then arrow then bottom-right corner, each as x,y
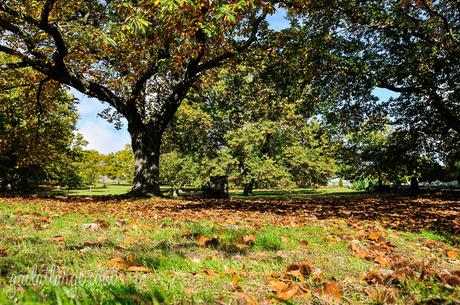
0,199 -> 458,304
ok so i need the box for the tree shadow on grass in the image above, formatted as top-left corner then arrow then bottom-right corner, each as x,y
179,192 -> 460,237
6,191 -> 459,242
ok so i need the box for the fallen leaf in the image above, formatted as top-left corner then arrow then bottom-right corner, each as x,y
126,253 -> 137,264
196,235 -> 209,246
236,292 -> 258,305
269,280 -> 289,292
52,235 -> 65,243
108,256 -> 129,269
127,265 -> 152,273
375,254 -> 392,267
124,236 -> 138,244
351,241 -> 368,259
286,260 -> 314,278
447,250 -> 458,259
276,285 -> 298,301
243,234 -> 256,245
368,232 -> 382,241
94,219 -> 110,228
321,281 -> 342,302
196,235 -> 219,247
203,269 -> 218,279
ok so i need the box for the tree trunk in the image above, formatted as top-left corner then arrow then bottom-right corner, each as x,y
129,125 -> 162,196
410,176 -> 419,193
243,179 -> 255,196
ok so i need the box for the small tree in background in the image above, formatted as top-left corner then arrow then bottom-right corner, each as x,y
160,152 -> 199,197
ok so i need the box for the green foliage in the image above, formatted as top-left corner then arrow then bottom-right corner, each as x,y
160,152 -> 199,194
0,54 -> 81,192
103,145 -> 135,183
76,150 -> 105,186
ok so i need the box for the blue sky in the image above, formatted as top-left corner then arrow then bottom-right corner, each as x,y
75,8 -> 396,154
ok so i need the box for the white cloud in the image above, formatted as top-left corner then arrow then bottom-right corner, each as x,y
72,89 -> 130,154
78,121 -> 130,154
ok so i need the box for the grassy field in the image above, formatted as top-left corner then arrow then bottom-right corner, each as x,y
0,193 -> 459,304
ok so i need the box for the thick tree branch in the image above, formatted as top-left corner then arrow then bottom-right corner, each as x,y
0,44 -> 54,75
40,0 -> 57,25
377,81 -> 423,94
1,3 -> 67,62
0,3 -> 129,117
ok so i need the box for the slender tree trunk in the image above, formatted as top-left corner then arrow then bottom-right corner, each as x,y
129,125 -> 162,196
410,176 -> 419,193
243,179 -> 255,196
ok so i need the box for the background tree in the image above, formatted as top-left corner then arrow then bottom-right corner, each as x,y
0,53 -> 79,192
160,151 -> 199,197
75,149 -> 105,186
102,145 -> 135,184
294,0 -> 459,163
164,56 -> 339,195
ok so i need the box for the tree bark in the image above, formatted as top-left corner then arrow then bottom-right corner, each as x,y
129,125 -> 162,196
410,176 -> 419,193
243,179 -> 255,196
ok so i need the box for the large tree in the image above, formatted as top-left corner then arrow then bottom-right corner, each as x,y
295,0 -> 459,136
0,53 -> 79,192
0,0 -> 302,196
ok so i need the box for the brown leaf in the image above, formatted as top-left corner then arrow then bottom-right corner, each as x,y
276,285 -> 299,301
447,250 -> 458,259
52,235 -> 65,243
375,254 -> 392,267
243,234 -> 256,245
321,281 -> 342,302
124,236 -> 138,244
235,292 -> 258,305
108,256 -> 129,269
351,241 -> 368,259
94,219 -> 110,228
126,253 -> 137,264
368,232 -> 382,241
195,235 -> 219,247
361,268 -> 384,284
195,235 -> 209,246
5,237 -> 20,243
0,248 -> 7,257
203,269 -> 218,279
300,240 -> 309,246
269,280 -> 289,292
127,265 -> 152,273
286,260 -> 314,278
440,274 -> 460,287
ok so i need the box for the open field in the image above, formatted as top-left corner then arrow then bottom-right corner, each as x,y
0,193 -> 459,304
